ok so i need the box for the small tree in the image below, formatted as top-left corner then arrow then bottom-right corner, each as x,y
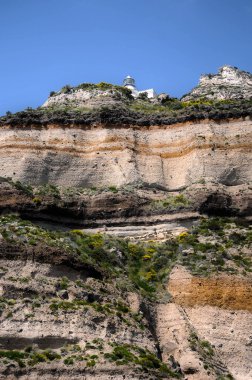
61,85 -> 71,94
138,92 -> 148,100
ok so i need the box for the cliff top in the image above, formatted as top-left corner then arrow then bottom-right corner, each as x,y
1,98 -> 252,127
1,66 -> 252,126
182,65 -> 252,101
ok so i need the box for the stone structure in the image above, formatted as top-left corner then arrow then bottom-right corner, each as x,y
123,75 -> 156,98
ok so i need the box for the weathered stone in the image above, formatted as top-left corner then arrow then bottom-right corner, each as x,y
182,65 -> 252,101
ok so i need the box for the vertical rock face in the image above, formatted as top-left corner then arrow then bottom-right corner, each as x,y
0,69 -> 252,379
160,266 -> 252,380
181,66 -> 252,101
0,118 -> 251,189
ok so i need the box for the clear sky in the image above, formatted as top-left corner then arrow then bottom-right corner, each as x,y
0,0 -> 251,115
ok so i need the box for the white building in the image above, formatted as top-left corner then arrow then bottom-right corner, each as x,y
123,75 -> 156,99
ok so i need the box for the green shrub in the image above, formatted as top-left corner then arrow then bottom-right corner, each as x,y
59,276 -> 69,290
86,359 -> 96,367
32,197 -> 42,205
64,357 -> 74,365
108,186 -> 118,193
104,344 -> 179,377
10,180 -> 33,197
151,194 -> 190,210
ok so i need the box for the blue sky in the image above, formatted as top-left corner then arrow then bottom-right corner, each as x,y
0,0 -> 251,115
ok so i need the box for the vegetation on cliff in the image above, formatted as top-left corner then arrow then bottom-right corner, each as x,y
0,214 -> 250,378
0,340 -> 181,378
1,98 -> 251,127
0,215 -> 251,299
49,81 -> 134,99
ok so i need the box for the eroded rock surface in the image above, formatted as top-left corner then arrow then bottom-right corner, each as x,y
0,118 -> 251,189
0,74 -> 251,379
182,66 -> 252,101
157,266 -> 252,380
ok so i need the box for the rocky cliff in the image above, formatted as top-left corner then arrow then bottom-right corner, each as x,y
42,83 -> 133,109
0,70 -> 251,379
0,117 -> 251,189
182,66 -> 252,101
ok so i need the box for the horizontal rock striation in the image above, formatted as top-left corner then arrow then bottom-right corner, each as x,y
163,266 -> 252,380
1,70 -> 252,379
0,118 -> 251,190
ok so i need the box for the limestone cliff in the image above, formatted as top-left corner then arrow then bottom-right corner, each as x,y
182,66 -> 252,101
0,118 -> 251,189
42,83 -> 133,109
0,73 -> 251,380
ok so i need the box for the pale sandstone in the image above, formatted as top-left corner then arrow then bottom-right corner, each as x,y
0,118 -> 251,189
161,266 -> 252,380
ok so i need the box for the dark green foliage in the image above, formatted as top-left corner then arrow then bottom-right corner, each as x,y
0,215 -> 251,298
59,276 -> 69,290
178,218 -> 251,275
104,343 -> 180,378
61,85 -> 71,94
10,180 -> 33,197
28,350 -> 61,366
35,184 -> 60,198
108,185 -> 118,193
86,359 -> 96,367
64,357 -> 74,365
53,81 -> 134,99
151,194 -> 190,211
188,333 -> 234,379
138,92 -> 148,100
1,99 -> 251,127
0,349 -> 61,367
0,350 -> 27,361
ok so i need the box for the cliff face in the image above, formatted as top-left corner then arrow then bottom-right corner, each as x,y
0,212 -> 251,379
0,255 -> 158,380
0,117 -> 251,189
182,66 -> 252,101
157,266 -> 252,380
42,87 -> 131,109
0,71 -> 252,380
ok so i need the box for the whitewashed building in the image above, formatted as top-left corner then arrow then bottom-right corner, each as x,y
123,75 -> 156,98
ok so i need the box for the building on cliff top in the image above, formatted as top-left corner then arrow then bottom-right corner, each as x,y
123,75 -> 156,98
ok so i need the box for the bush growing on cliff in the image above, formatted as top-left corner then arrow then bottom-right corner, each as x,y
9,180 -> 33,197
104,343 -> 180,378
0,349 -> 61,367
1,98 -> 251,127
54,82 -> 134,100
0,215 -> 251,297
151,194 -> 190,211
34,184 -> 60,198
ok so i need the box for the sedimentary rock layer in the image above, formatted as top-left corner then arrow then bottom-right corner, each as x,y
0,118 -> 251,189
162,266 -> 252,380
168,266 -> 252,311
